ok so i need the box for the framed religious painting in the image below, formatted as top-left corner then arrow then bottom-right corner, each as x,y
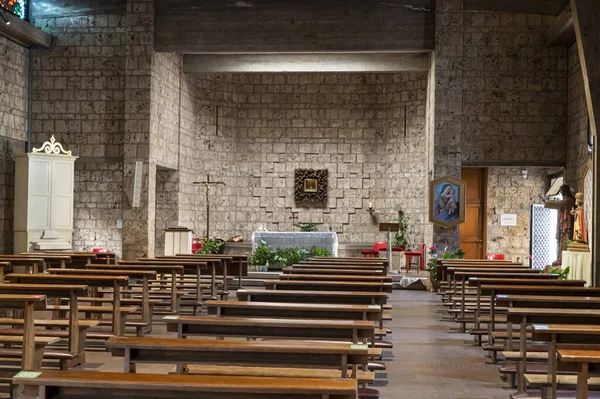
429,176 -> 466,228
295,169 -> 328,203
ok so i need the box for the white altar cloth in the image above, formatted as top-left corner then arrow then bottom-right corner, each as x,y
563,250 -> 592,286
252,232 -> 338,256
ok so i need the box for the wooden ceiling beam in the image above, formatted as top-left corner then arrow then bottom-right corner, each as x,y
546,7 -> 575,46
463,0 -> 568,16
0,11 -> 53,48
155,0 -> 434,53
183,52 -> 431,73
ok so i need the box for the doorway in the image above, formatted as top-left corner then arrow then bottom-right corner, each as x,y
460,168 -> 488,259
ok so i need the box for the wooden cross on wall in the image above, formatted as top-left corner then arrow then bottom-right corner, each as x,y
193,174 -> 226,239
289,211 -> 298,231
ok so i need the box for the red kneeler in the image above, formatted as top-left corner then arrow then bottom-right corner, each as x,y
404,243 -> 426,272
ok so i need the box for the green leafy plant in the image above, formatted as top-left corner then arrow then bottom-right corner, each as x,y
550,265 -> 570,280
391,205 -> 412,250
248,241 -> 275,269
194,239 -> 224,255
442,248 -> 466,260
424,246 -> 440,287
425,247 -> 465,289
274,247 -> 310,269
294,222 -> 320,232
310,247 -> 332,257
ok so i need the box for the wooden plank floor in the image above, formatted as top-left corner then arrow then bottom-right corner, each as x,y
77,289 -> 509,398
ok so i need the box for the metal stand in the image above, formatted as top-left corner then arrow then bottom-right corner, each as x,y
379,223 -> 400,273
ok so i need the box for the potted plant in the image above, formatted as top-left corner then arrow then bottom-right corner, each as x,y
248,241 -> 274,272
310,247 -> 332,258
293,222 -> 320,232
424,246 -> 439,292
194,238 -> 225,254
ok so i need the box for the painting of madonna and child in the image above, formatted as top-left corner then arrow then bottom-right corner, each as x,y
429,176 -> 466,228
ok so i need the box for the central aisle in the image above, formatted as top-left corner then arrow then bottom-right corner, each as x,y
379,290 -> 507,399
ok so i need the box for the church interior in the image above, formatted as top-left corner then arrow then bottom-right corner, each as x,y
0,0 -> 599,398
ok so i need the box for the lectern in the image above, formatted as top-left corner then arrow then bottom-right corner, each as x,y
379,223 -> 400,272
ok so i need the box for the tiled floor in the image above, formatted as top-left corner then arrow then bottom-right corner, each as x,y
378,290 -> 509,399
77,289 -> 510,399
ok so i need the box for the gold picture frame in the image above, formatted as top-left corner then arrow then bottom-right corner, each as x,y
303,178 -> 318,193
429,176 -> 466,228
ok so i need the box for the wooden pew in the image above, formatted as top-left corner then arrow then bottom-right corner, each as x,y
278,273 -> 392,283
498,295 -> 600,352
530,324 -> 600,398
47,268 -> 156,334
106,336 -> 369,378
439,260 -> 522,284
238,289 -> 387,305
12,370 -> 358,399
175,364 -> 375,385
472,283 -> 590,351
45,251 -> 117,265
507,307 -> 600,393
265,280 -> 393,293
0,284 -> 89,367
118,260 -> 215,302
557,348 -> 600,399
293,263 -> 386,269
450,272 -> 558,330
0,257 -> 42,274
164,315 -> 375,346
19,253 -> 71,269
0,294 -> 55,371
84,264 -> 185,313
207,300 -> 382,323
0,262 -> 10,282
168,254 -> 248,289
5,274 -> 129,335
282,267 -> 383,276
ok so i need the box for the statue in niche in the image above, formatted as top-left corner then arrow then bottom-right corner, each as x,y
544,184 -> 575,259
568,192 -> 590,252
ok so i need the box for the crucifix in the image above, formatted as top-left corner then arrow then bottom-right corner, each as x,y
289,211 -> 299,230
193,175 -> 226,239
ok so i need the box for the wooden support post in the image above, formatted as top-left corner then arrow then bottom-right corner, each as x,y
571,0 -> 600,286
22,301 -> 35,371
112,281 -> 121,335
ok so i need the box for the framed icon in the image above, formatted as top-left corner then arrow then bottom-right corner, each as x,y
429,176 -> 466,228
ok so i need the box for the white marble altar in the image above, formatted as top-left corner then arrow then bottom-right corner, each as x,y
251,232 -> 339,256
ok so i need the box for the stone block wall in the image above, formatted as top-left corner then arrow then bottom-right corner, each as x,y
30,11 -> 127,257
182,72 -> 429,248
0,35 -> 28,253
177,74 -> 238,241
461,12 -> 567,164
566,43 -> 591,190
487,167 -> 549,263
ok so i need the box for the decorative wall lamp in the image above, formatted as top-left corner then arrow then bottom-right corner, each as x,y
367,200 -> 375,215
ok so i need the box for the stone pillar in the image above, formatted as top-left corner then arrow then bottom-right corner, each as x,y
122,0 -> 155,259
430,0 -> 464,251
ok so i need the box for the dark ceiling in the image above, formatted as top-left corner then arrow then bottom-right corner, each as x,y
28,0 -> 569,19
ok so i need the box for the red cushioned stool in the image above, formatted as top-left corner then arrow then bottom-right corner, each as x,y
404,243 -> 426,273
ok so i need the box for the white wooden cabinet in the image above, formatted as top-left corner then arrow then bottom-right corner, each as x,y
13,153 -> 78,254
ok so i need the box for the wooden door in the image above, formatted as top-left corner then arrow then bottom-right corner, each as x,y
460,168 -> 487,259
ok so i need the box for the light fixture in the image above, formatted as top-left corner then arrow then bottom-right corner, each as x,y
521,169 -> 528,180
0,10 -> 10,25
367,200 -> 375,215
